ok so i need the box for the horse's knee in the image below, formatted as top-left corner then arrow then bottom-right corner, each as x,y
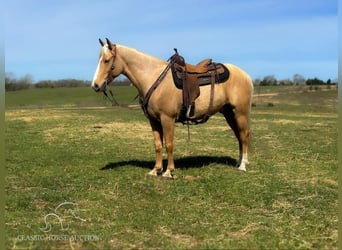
165,141 -> 173,153
154,141 -> 163,153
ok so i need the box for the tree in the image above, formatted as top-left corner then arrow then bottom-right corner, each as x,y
306,78 -> 325,85
18,74 -> 33,85
5,73 -> 32,91
279,78 -> 293,85
253,78 -> 261,85
293,74 -> 306,85
260,75 -> 277,85
5,72 -> 16,85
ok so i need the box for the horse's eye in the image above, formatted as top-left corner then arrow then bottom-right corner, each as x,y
104,59 -> 110,64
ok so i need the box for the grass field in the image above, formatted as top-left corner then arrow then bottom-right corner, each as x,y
5,85 -> 338,249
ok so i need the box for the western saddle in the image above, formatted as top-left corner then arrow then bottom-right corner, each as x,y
170,49 -> 229,124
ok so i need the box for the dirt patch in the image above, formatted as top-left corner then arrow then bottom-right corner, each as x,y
322,178 -> 337,187
159,226 -> 198,248
5,109 -> 73,122
253,93 -> 279,97
227,222 -> 266,240
183,175 -> 202,181
272,119 -> 302,125
91,121 -> 151,140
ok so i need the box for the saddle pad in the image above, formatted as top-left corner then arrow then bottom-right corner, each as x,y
197,63 -> 229,86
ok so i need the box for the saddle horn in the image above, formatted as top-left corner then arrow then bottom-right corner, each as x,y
106,37 -> 113,51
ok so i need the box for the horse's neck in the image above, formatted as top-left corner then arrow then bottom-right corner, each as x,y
117,45 -> 168,95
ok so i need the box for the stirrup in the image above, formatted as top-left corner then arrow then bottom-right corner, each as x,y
186,105 -> 197,120
186,105 -> 192,119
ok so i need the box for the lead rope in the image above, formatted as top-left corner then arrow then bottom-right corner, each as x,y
103,87 -> 139,107
103,88 -> 119,106
187,121 -> 190,141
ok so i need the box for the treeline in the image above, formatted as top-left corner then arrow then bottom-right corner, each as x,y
5,73 -> 338,91
255,74 -> 338,86
5,73 -> 132,91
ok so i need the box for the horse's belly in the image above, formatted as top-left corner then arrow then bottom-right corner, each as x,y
194,84 -> 227,115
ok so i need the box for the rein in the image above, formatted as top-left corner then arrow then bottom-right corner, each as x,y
103,88 -> 119,106
103,85 -> 140,107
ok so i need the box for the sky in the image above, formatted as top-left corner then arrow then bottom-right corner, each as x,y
4,0 -> 338,82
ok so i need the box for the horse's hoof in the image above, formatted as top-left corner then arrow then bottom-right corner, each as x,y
237,166 -> 247,172
147,169 -> 161,177
161,175 -> 177,180
161,171 -> 177,180
147,173 -> 157,178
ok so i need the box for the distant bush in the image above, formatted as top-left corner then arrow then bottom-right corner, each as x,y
260,75 -> 277,86
113,78 -> 132,86
5,73 -> 33,91
5,82 -> 31,91
5,71 -> 135,91
35,79 -> 91,88
306,78 -> 325,86
35,80 -> 55,88
5,72 -> 95,91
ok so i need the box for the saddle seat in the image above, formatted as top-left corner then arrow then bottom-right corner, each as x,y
197,58 -> 212,67
185,58 -> 213,74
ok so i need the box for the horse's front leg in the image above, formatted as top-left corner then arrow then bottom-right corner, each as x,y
147,119 -> 164,177
160,115 -> 175,179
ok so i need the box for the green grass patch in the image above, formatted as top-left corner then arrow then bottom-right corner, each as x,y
5,86 -> 338,249
5,86 -> 139,108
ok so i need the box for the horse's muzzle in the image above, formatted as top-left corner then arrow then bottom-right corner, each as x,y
92,83 -> 104,92
92,83 -> 100,92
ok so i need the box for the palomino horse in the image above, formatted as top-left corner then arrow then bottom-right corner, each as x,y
92,38 -> 253,178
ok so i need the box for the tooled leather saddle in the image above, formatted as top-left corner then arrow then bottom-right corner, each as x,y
170,49 -> 229,124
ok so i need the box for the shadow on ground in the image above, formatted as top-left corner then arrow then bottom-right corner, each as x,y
100,155 -> 237,171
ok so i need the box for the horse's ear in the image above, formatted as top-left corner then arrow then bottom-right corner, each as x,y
105,37 -> 113,51
99,38 -> 105,47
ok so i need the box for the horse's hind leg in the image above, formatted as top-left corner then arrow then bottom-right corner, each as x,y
221,105 -> 250,171
235,115 -> 250,172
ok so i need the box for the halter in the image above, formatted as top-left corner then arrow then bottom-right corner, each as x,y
105,43 -> 117,85
102,45 -> 139,107
102,44 -> 119,105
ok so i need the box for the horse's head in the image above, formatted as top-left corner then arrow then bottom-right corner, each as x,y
91,38 -> 122,92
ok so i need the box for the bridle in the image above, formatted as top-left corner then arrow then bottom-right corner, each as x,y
102,44 -> 120,105
99,43 -> 139,107
104,43 -> 117,89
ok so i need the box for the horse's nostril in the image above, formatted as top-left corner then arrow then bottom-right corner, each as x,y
92,83 -> 100,92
